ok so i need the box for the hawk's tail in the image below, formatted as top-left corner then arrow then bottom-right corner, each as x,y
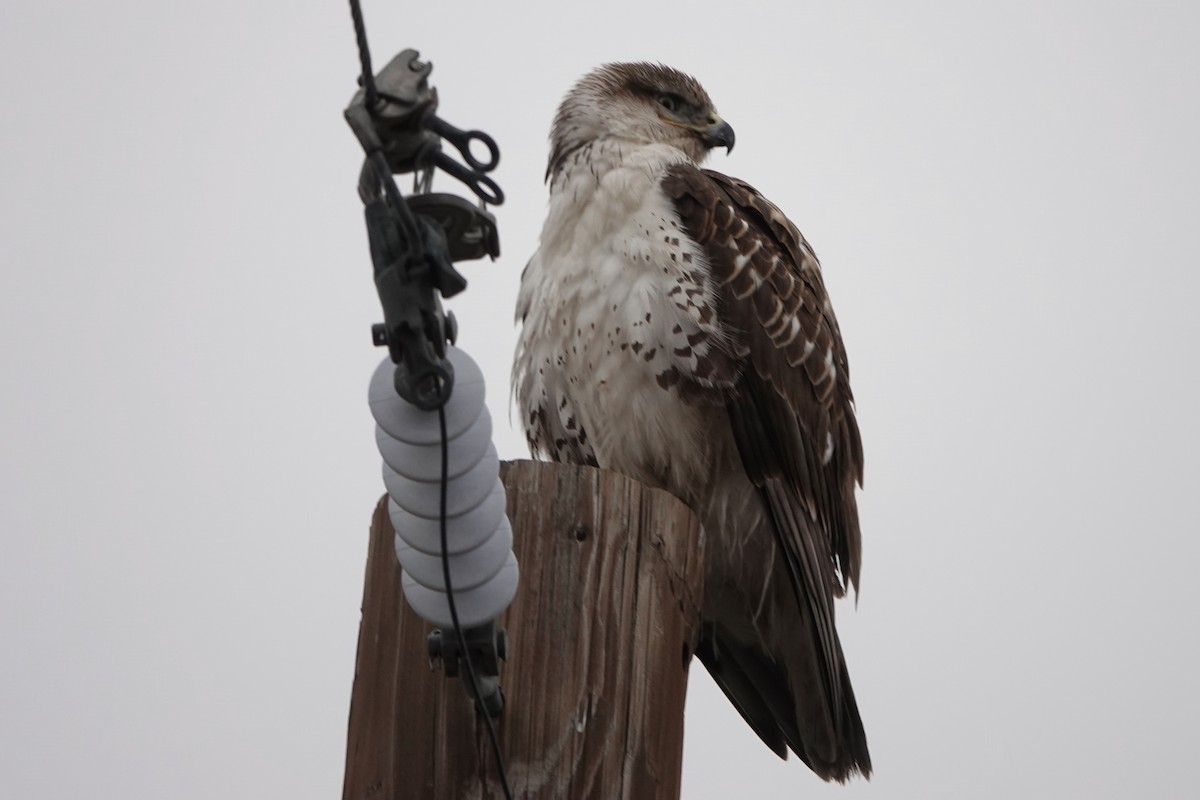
696,611 -> 871,782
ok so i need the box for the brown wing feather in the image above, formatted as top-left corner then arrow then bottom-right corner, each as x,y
663,164 -> 869,779
663,165 -> 864,595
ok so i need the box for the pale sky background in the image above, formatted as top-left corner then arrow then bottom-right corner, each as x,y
2,1 -> 1198,798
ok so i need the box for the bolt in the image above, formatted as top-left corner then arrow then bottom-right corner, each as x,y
497,629 -> 509,661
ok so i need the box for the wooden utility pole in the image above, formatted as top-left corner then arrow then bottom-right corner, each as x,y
342,460 -> 705,800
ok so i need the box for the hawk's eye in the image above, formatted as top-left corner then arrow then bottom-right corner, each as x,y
657,94 -> 680,113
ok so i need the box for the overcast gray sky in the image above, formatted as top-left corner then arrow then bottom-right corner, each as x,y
3,1 -> 1198,797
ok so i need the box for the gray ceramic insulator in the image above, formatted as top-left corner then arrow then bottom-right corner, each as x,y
368,346 -> 519,629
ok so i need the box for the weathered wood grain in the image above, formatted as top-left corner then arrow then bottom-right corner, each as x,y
342,459 -> 705,800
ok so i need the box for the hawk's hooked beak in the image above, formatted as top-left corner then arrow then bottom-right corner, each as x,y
699,118 -> 735,153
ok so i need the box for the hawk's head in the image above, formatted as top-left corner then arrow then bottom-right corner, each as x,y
547,62 -> 735,180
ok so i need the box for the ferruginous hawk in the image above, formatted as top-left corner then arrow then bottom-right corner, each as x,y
514,62 -> 870,781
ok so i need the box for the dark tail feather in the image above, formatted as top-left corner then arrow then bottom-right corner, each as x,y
834,648 -> 871,778
696,619 -> 871,782
695,626 -> 799,760
775,588 -> 872,782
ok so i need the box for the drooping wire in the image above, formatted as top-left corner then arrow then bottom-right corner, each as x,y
438,404 -> 514,800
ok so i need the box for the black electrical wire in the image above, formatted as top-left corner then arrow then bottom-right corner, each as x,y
438,404 -> 514,800
347,0 -> 378,111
